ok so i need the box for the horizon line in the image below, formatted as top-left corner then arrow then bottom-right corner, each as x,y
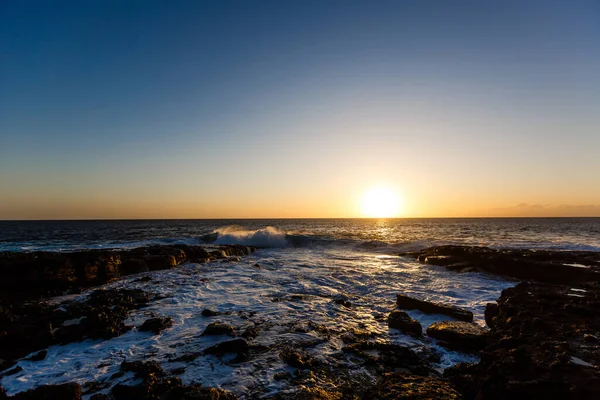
2,216 -> 600,222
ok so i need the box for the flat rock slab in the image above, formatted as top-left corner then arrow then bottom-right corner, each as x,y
427,321 -> 488,353
396,294 -> 474,322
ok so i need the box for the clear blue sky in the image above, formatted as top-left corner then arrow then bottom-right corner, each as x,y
1,1 -> 600,218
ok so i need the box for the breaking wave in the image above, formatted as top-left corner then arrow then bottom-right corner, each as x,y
210,226 -> 289,247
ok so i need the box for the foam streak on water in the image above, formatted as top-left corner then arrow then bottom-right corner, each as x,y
1,246 -> 515,398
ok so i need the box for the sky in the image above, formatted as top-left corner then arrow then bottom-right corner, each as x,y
1,1 -> 600,219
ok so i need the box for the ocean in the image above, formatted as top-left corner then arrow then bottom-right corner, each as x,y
1,218 -> 599,397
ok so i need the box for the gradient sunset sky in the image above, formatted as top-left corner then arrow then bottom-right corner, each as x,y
1,1 -> 600,219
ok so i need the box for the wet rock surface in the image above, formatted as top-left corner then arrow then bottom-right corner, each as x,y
0,288 -> 154,362
204,338 -> 249,359
396,294 -> 474,322
0,244 -> 255,302
139,316 -> 174,335
202,322 -> 235,336
365,372 -> 461,400
387,311 -> 422,336
426,321 -> 488,353
402,245 -> 600,283
446,282 -> 600,399
0,244 -> 254,373
109,360 -> 237,400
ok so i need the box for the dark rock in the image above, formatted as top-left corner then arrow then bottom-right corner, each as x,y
0,360 -> 16,372
342,342 -> 432,376
2,366 -> 22,376
167,386 -> 237,399
111,360 -> 184,400
423,255 -> 459,266
279,348 -> 318,369
145,255 -> 177,271
443,362 -> 478,400
333,298 -> 352,307
0,244 -> 255,304
396,294 -> 474,322
274,371 -> 292,380
89,395 -> 110,400
204,338 -> 249,357
202,322 -> 234,336
82,381 -> 110,395
484,302 -> 499,328
364,372 -> 461,399
387,311 -> 422,336
171,245 -> 211,262
447,282 -> 600,399
120,360 -> 165,378
427,321 -> 487,353
119,259 -> 149,275
278,387 -> 343,399
139,317 -> 173,335
201,309 -> 221,317
402,245 -> 600,283
170,367 -> 186,375
11,383 -> 82,400
0,287 -> 154,362
25,350 -> 47,362
170,352 -> 202,363
111,383 -> 149,399
241,326 -> 259,339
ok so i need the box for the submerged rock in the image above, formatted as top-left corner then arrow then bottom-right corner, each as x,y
396,294 -> 474,322
139,317 -> 173,334
204,338 -> 249,357
387,311 -> 422,336
201,309 -> 221,317
427,321 -> 487,352
202,322 -> 234,336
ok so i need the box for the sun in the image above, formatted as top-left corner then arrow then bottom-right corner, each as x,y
360,186 -> 402,218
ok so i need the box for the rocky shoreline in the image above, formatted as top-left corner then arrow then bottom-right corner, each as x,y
0,245 -> 599,399
400,245 -> 600,283
0,244 -> 255,399
0,244 -> 255,302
